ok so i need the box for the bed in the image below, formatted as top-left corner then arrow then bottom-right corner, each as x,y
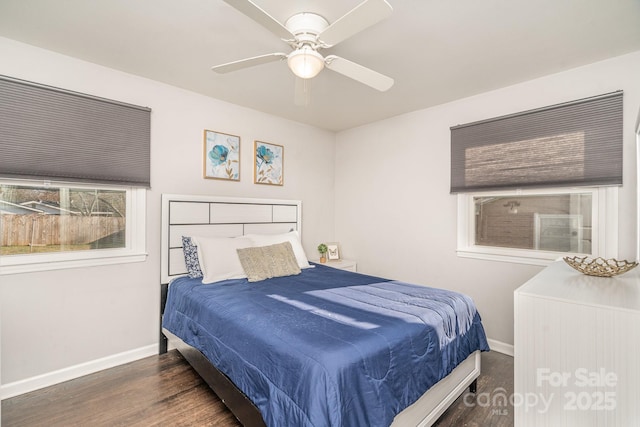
160,194 -> 490,427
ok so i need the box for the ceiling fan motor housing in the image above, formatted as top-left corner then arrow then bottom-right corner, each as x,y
285,12 -> 329,42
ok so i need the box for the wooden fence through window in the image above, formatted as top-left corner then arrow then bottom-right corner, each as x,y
1,214 -> 125,247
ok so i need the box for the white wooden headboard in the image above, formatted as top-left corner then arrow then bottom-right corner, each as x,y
160,194 -> 302,284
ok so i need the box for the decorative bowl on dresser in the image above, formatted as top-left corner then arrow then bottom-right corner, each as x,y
563,255 -> 638,277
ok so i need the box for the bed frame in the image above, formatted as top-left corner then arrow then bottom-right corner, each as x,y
160,194 -> 480,427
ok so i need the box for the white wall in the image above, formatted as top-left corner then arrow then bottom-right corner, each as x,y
0,37 -> 336,397
335,50 -> 640,349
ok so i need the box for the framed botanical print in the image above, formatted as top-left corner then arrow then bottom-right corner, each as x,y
254,140 -> 283,185
204,130 -> 240,181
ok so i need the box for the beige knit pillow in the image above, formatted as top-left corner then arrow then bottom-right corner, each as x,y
237,241 -> 302,282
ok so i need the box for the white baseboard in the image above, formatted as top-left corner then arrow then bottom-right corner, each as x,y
1,344 -> 157,400
487,338 -> 514,357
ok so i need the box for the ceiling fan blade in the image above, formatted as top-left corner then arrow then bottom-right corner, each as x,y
294,77 -> 312,106
325,55 -> 394,91
222,0 -> 294,40
211,53 -> 287,74
318,0 -> 393,47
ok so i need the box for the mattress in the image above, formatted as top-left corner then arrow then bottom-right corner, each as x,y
162,263 -> 489,427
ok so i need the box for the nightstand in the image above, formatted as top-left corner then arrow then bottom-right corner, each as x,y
316,259 -> 357,272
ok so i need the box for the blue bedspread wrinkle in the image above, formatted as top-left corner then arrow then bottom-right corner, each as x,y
163,263 -> 489,427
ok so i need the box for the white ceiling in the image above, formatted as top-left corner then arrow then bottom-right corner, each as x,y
1,0 -> 639,131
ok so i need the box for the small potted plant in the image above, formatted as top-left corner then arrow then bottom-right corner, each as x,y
317,243 -> 328,263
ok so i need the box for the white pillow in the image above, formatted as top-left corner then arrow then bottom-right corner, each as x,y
192,236 -> 253,284
245,230 -> 311,269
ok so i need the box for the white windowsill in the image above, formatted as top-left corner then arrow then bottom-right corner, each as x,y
0,252 -> 148,275
456,247 -> 564,267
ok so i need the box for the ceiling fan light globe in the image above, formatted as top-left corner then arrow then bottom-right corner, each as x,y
288,48 -> 324,79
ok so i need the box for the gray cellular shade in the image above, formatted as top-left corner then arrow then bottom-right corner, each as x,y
450,91 -> 623,193
0,75 -> 151,187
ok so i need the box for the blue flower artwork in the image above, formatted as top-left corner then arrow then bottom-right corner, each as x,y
208,145 -> 228,166
254,141 -> 283,185
204,130 -> 240,181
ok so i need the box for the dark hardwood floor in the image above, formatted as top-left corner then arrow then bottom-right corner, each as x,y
2,350 -> 513,426
433,351 -> 514,427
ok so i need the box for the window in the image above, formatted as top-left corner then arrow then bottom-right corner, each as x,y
457,187 -> 617,265
0,180 -> 146,274
451,92 -> 622,265
0,76 -> 150,274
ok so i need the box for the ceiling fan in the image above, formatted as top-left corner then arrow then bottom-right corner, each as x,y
212,0 -> 395,95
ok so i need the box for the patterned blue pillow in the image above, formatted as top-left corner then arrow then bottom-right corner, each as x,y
182,236 -> 203,279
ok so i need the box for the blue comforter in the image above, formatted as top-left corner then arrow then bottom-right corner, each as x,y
162,264 -> 489,427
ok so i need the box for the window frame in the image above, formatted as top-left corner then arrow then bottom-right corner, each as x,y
456,186 -> 618,266
0,179 -> 147,275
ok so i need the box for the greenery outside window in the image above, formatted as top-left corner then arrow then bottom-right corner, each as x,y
0,180 -> 146,274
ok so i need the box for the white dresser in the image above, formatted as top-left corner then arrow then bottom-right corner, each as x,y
514,260 -> 640,426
